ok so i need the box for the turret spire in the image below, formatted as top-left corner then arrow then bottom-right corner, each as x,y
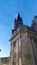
31,16 -> 37,30
14,13 -> 23,30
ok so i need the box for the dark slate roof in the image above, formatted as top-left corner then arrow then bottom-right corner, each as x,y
17,24 -> 37,33
12,24 -> 37,36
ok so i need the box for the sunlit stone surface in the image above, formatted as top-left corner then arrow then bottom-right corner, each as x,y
10,14 -> 37,65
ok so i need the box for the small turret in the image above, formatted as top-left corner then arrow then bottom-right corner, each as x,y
31,16 -> 37,31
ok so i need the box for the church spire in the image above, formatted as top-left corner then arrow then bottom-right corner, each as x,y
17,13 -> 21,20
14,13 -> 23,30
17,13 -> 23,22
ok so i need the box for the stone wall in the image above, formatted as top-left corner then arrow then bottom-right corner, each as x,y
21,33 -> 36,65
10,32 -> 37,65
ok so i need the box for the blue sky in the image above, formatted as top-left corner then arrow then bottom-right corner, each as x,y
0,0 -> 37,57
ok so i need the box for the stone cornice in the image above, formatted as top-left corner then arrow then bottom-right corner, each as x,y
9,29 -> 37,41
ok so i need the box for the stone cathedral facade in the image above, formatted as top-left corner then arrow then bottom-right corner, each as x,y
10,14 -> 37,65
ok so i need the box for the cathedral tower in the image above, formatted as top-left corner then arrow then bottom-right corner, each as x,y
10,14 -> 37,65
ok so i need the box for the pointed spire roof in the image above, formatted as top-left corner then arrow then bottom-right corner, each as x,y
14,18 -> 17,30
14,18 -> 17,25
14,18 -> 17,22
17,13 -> 23,22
